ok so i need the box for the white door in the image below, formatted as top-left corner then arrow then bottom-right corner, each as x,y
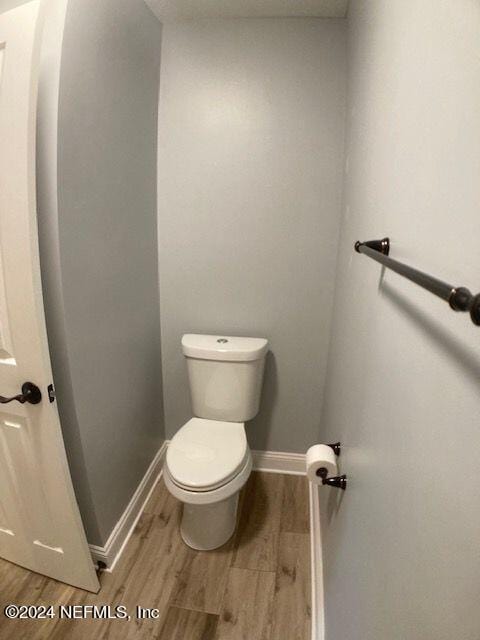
0,1 -> 99,593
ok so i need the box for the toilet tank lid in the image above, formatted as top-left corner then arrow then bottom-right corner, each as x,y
182,334 -> 268,362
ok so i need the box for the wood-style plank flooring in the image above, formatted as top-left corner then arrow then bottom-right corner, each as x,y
0,472 -> 311,640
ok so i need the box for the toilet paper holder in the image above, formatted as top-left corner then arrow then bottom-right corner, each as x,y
317,470 -> 348,490
327,442 -> 341,456
318,443 -> 347,490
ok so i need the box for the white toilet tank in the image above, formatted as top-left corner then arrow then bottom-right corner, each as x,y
182,334 -> 268,422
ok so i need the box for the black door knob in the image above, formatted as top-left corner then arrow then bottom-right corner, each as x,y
0,382 -> 42,405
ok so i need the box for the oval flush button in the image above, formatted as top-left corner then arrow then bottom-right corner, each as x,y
217,338 -> 228,343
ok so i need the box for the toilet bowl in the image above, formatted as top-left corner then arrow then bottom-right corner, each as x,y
164,334 -> 268,551
164,418 -> 253,549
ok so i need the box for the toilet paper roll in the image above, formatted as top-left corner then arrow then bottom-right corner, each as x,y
306,444 -> 338,484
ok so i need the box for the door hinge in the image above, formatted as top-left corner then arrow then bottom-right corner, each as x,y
47,384 -> 56,403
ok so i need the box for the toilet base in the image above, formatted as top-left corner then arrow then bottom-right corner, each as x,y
180,493 -> 239,551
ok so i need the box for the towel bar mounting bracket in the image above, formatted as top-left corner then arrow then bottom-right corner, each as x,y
355,237 -> 389,256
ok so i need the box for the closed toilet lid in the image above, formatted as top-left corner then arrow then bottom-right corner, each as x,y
167,418 -> 248,491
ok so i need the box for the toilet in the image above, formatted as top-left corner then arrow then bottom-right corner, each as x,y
164,333 -> 268,550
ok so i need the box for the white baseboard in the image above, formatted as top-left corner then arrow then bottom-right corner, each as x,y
89,440 -> 168,572
252,449 -> 306,475
309,482 -> 324,640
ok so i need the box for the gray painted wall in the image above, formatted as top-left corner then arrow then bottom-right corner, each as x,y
37,0 -> 164,546
320,1 -> 480,639
157,18 -> 346,452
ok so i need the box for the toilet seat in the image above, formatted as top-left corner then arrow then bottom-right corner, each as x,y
164,453 -> 252,506
166,417 -> 248,492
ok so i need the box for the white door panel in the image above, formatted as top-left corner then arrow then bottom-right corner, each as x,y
0,1 -> 99,592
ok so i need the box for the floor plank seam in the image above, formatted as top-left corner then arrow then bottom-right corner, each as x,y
228,566 -> 277,575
